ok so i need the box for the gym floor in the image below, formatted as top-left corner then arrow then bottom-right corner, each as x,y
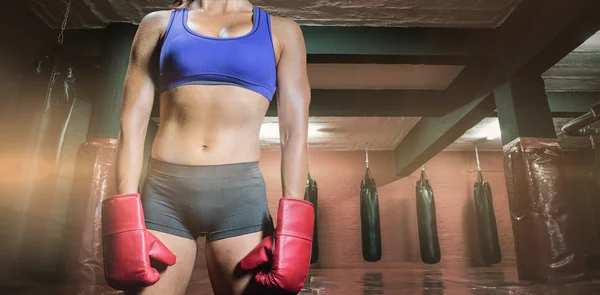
5,265 -> 600,294
301,267 -> 600,295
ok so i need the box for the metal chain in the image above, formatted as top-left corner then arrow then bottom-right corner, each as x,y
365,143 -> 369,168
57,0 -> 72,45
475,146 -> 481,171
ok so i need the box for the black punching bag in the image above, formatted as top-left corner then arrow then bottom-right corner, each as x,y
304,172 -> 319,264
360,165 -> 382,262
416,168 -> 441,264
474,170 -> 502,264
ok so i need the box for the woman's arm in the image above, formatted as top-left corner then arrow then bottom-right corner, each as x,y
116,11 -> 169,194
273,18 -> 311,199
237,18 -> 313,293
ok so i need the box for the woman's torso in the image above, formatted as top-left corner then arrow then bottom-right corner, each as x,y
151,5 -> 280,166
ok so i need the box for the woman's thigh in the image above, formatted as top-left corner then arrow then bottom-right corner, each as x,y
129,230 -> 198,295
204,231 -> 269,295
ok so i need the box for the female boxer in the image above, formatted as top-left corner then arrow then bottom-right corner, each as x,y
101,0 -> 313,294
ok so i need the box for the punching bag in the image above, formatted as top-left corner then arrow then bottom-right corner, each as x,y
304,172 -> 319,264
24,56 -> 77,197
416,168 -> 441,264
360,166 -> 382,262
18,55 -> 77,272
474,170 -> 502,264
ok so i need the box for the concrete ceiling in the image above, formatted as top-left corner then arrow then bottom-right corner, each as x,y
543,32 -> 600,92
26,0 -> 521,29
260,116 -> 420,151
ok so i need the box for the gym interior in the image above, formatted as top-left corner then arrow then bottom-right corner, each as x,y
2,0 -> 600,294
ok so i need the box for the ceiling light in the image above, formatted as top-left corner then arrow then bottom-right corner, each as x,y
479,119 -> 501,141
259,123 -> 280,139
259,123 -> 321,140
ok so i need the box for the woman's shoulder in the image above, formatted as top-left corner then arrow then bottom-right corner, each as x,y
270,15 -> 303,43
270,15 -> 300,31
137,10 -> 174,37
141,10 -> 173,26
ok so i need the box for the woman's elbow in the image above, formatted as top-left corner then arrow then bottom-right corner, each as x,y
280,130 -> 308,149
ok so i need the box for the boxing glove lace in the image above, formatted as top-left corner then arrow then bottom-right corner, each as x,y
102,193 -> 176,289
240,197 -> 314,293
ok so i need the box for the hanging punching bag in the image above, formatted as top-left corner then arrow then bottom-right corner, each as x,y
360,166 -> 382,262
18,55 -> 77,272
416,169 -> 441,264
304,172 -> 319,264
474,170 -> 502,264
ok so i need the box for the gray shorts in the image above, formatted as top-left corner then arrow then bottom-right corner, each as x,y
141,158 -> 274,241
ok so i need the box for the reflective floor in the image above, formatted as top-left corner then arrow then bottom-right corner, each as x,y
301,267 -> 600,295
3,264 -> 600,294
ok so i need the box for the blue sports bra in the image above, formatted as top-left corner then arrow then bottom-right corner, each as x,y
158,6 -> 277,101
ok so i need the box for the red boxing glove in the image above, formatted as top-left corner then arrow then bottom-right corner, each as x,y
102,193 -> 176,290
240,197 -> 314,293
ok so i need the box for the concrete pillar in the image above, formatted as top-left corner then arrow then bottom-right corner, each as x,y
494,75 -> 589,283
87,23 -> 137,140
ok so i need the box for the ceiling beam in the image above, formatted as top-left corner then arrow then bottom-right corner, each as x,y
546,92 -> 600,115
267,90 -> 446,117
491,92 -> 600,116
63,26 -> 495,64
302,26 -> 495,64
150,90 -> 600,118
150,89 -> 448,118
394,94 -> 496,177
307,54 -> 482,66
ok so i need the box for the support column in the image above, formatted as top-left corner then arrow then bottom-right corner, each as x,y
87,23 -> 137,140
493,75 -> 589,283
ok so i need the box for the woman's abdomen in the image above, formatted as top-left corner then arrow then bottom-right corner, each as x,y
151,85 -> 269,165
151,124 -> 261,165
